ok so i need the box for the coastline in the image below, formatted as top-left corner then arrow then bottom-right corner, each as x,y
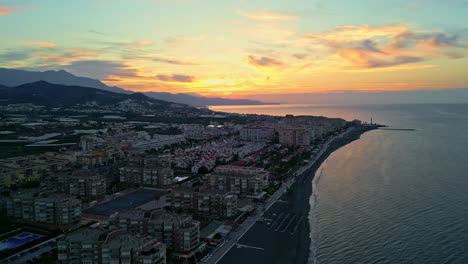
219,126 -> 378,264
299,126 -> 378,263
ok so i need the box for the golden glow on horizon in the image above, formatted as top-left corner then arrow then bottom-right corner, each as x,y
1,1 -> 467,98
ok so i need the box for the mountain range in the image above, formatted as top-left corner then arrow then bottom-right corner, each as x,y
0,68 -> 268,107
0,81 -> 178,110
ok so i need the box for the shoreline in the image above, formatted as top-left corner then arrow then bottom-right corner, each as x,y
298,126 -> 378,263
218,126 -> 379,264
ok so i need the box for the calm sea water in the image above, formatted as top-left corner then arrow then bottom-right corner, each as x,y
210,104 -> 468,264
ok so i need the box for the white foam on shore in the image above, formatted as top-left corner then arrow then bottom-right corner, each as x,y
308,161 -> 328,264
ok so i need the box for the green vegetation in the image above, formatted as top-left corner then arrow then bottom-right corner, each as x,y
0,211 -> 21,234
36,250 -> 58,264
263,184 -> 280,195
0,142 -> 59,159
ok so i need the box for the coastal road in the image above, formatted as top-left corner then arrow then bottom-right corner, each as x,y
203,174 -> 296,264
203,128 -> 354,264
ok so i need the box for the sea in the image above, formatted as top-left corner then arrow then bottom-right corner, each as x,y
210,104 -> 468,264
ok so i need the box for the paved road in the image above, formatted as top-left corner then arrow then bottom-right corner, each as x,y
202,128 -> 353,264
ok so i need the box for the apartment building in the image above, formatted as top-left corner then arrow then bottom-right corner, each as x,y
240,126 -> 275,142
58,228 -> 166,264
110,209 -> 201,258
171,186 -> 238,217
278,128 -> 311,146
120,155 -> 174,188
57,171 -> 107,202
206,165 -> 269,196
6,190 -> 81,226
0,153 -> 70,187
279,115 -> 347,139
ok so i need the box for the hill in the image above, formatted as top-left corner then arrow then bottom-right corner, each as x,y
0,68 -> 269,106
0,68 -> 131,94
0,81 -> 182,110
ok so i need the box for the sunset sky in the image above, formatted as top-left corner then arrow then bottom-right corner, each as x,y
1,0 -> 467,98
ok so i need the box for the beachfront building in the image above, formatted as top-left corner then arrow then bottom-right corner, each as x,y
120,155 -> 174,188
110,209 -> 201,258
279,115 -> 347,139
6,190 -> 81,226
240,126 -> 275,142
206,165 -> 269,196
278,128 -> 311,146
58,228 -> 166,264
171,186 -> 238,217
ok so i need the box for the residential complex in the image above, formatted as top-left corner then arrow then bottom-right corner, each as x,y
240,126 -> 275,142
57,170 -> 107,202
58,228 -> 166,264
120,155 -> 174,188
0,153 -> 71,187
278,128 -> 311,146
0,104 -> 360,263
110,209 -> 201,258
6,190 -> 81,226
171,186 -> 238,217
206,165 -> 269,196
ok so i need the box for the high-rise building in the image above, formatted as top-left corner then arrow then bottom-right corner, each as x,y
278,128 -> 311,146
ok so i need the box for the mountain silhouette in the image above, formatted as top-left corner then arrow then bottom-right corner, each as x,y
0,68 -> 268,107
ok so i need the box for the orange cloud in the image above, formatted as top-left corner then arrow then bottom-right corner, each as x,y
36,55 -> 77,63
236,9 -> 297,21
305,24 -> 410,47
300,24 -> 468,71
0,5 -> 11,15
247,55 -> 284,67
20,41 -> 57,47
128,40 -> 153,50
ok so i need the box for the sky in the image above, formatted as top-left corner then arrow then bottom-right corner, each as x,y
0,0 -> 467,99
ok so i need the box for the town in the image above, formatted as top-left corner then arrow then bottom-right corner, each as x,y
0,102 -> 364,264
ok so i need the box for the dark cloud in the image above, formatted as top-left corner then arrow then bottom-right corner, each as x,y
334,39 -> 424,69
428,33 -> 461,48
361,39 -> 383,53
63,60 -> 138,79
155,74 -> 195,82
292,53 -> 308,59
336,45 -> 423,69
390,31 -> 463,49
152,57 -> 199,65
0,50 -> 32,61
88,30 -> 107,36
247,55 -> 284,67
367,56 -> 423,68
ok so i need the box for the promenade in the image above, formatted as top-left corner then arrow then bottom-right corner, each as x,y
203,127 -> 355,264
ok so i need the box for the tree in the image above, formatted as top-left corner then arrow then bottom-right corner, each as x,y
198,166 -> 209,174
